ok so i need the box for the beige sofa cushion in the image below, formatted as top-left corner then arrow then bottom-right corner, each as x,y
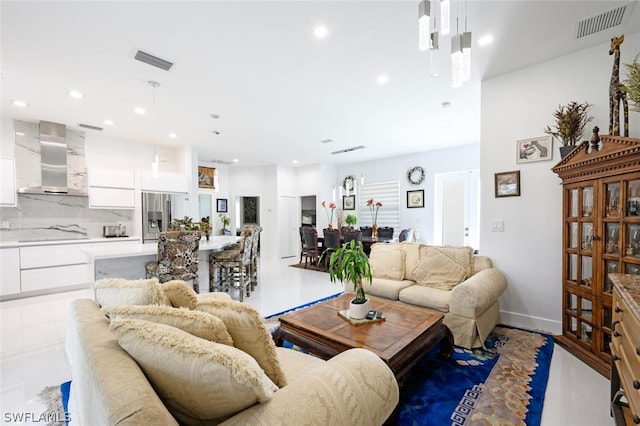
93,278 -> 169,307
473,255 -> 493,274
398,285 -> 452,313
370,244 -> 405,280
110,318 -> 278,425
412,246 -> 474,290
196,298 -> 287,388
400,242 -> 422,281
161,280 -> 198,309
102,304 -> 233,346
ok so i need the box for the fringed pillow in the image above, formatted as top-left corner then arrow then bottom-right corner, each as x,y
93,278 -> 169,307
161,280 -> 198,309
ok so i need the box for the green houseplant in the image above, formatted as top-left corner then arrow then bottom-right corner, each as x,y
218,213 -> 231,235
624,54 -> 640,113
344,213 -> 358,228
325,240 -> 373,319
544,101 -> 593,157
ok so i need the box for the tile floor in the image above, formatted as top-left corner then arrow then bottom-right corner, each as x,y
1,256 -> 612,425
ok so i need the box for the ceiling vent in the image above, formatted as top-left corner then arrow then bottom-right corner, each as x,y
575,3 -> 632,39
212,159 -> 234,165
134,50 -> 174,71
320,139 -> 333,144
331,145 -> 365,155
78,123 -> 103,131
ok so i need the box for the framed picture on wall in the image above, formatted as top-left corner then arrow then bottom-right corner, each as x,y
342,195 -> 356,210
516,136 -> 552,163
494,170 -> 521,197
407,190 -> 424,208
198,166 -> 215,189
216,198 -> 228,212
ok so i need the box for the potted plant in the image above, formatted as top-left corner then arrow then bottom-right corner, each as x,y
218,213 -> 231,235
344,213 -> 358,228
325,239 -> 373,319
544,101 -> 593,158
624,54 -> 640,113
199,216 -> 212,240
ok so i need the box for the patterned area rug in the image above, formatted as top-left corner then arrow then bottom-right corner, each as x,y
288,262 -> 328,272
397,326 -> 553,426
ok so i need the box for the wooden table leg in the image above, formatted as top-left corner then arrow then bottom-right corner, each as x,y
439,324 -> 454,359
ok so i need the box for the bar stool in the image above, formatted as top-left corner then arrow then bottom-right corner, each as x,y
209,228 -> 254,301
146,230 -> 201,293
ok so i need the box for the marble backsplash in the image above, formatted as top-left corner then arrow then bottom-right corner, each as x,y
0,193 -> 134,242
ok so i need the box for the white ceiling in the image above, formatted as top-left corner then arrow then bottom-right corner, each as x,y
2,1 -> 639,166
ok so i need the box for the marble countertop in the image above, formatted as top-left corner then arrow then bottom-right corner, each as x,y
0,236 -> 140,249
611,273 -> 640,323
82,235 -> 241,260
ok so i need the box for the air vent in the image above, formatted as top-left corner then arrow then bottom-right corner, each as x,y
212,159 -> 234,165
320,139 -> 333,144
331,145 -> 365,155
78,123 -> 103,131
576,3 -> 631,39
134,50 -> 174,71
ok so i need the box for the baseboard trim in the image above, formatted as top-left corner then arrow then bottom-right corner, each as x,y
500,310 -> 561,335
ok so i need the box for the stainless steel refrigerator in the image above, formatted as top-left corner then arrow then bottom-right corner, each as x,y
142,192 -> 174,243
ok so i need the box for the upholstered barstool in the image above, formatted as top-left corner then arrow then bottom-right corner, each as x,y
146,230 -> 201,293
249,225 -> 262,291
209,228 -> 254,301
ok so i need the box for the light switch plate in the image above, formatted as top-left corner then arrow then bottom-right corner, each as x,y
490,220 -> 504,232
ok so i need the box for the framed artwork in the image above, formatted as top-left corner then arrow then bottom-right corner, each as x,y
407,190 -> 424,208
517,136 -> 552,163
198,166 -> 215,189
342,195 -> 356,210
495,171 -> 521,197
216,198 -> 228,213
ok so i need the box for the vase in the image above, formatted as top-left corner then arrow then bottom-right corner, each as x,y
559,145 -> 575,159
372,224 -> 378,240
349,298 -> 371,319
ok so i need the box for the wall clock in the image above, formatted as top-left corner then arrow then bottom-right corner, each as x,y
343,175 -> 355,191
407,166 -> 425,186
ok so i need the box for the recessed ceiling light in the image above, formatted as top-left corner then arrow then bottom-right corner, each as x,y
168,133 -> 177,138
103,119 -> 114,126
478,35 -> 494,47
134,107 -> 146,115
15,131 -> 25,136
376,74 -> 389,85
12,100 -> 28,107
314,25 -> 328,39
68,90 -> 84,99
292,160 -> 299,164
233,159 -> 239,163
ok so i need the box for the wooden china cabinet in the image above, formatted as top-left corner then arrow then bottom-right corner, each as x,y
552,134 -> 640,377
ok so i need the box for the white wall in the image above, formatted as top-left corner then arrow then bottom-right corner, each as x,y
481,33 -> 640,334
338,144 -> 479,243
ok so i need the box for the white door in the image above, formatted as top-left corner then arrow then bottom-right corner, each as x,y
434,170 -> 480,250
279,196 -> 297,258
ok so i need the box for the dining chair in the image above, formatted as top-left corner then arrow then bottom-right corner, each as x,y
303,228 -> 322,268
299,225 -> 311,263
360,226 -> 373,238
151,230 -> 201,293
209,227 -> 254,301
343,229 -> 363,245
321,228 -> 342,270
398,228 -> 413,242
378,226 -> 394,239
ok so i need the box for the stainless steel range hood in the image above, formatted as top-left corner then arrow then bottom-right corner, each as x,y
18,121 -> 88,196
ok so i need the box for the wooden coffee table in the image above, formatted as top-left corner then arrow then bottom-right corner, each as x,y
274,293 -> 453,380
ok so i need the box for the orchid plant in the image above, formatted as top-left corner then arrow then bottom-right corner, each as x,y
366,199 -> 382,225
322,201 -> 336,226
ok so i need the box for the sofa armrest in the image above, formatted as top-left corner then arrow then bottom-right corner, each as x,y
449,268 -> 507,318
220,348 -> 399,426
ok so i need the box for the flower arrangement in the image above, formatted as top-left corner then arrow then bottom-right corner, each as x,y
366,199 -> 382,225
543,101 -> 593,146
322,201 -> 336,226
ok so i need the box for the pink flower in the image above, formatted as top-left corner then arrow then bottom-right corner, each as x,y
367,199 -> 382,224
322,201 -> 336,225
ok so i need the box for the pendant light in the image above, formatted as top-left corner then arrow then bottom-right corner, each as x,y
440,0 -> 450,35
418,0 -> 431,51
149,81 -> 160,176
461,0 -> 472,82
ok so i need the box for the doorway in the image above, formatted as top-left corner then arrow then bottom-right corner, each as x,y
434,170 -> 480,250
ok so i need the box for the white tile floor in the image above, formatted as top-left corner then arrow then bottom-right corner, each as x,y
1,256 -> 612,425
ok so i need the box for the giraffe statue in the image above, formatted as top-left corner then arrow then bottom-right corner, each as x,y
609,35 -> 629,137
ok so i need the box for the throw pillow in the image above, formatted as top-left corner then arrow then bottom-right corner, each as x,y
369,244 -> 406,280
110,318 -> 277,424
102,304 -> 233,346
412,246 -> 474,290
161,280 -> 198,309
93,278 -> 168,307
196,298 -> 287,387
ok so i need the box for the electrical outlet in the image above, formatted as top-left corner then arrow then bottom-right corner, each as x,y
490,220 -> 504,232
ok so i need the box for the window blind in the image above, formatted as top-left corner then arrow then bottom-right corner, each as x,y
358,181 -> 400,237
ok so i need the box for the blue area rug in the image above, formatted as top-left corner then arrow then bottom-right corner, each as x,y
396,325 -> 553,426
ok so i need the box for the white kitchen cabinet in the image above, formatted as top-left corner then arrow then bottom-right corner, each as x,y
20,243 -> 92,268
139,169 -> 188,193
0,158 -> 17,207
88,168 -> 135,209
19,243 -> 94,292
0,248 -> 20,295
21,264 -> 92,291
